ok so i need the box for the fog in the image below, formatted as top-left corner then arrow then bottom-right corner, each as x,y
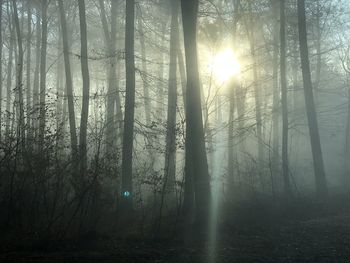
1,0 -> 350,262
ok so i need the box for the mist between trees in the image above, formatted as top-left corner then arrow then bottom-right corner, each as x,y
0,0 -> 349,244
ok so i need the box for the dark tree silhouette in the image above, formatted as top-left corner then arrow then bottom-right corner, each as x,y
181,0 -> 211,231
121,0 -> 136,212
297,0 -> 327,197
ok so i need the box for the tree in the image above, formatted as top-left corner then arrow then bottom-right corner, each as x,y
98,0 -> 121,158
13,0 -> 25,151
297,0 -> 327,197
0,0 -> 2,142
5,3 -> 14,140
58,0 -> 78,166
138,8 -> 151,127
121,0 -> 136,212
163,0 -> 179,197
271,0 -> 280,183
181,0 -> 211,231
38,0 -> 48,152
280,0 -> 291,196
78,0 -> 90,176
228,0 -> 240,186
247,1 -> 264,181
32,4 -> 41,138
26,1 -> 32,148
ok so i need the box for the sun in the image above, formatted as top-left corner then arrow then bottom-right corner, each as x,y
210,49 -> 241,83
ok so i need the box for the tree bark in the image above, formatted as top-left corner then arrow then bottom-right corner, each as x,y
297,0 -> 327,197
38,0 -> 48,152
181,0 -> 211,231
228,81 -> 235,185
13,0 -> 25,150
248,1 -> 263,183
164,0 -> 179,195
121,0 -> 136,212
156,22 -> 167,121
99,0 -> 120,158
314,0 -> 321,105
0,0 -> 2,142
228,0 -> 240,186
5,4 -> 14,140
271,0 -> 279,182
138,14 -> 151,126
32,7 -> 41,138
58,0 -> 78,161
26,1 -> 32,148
280,0 -> 291,196
78,0 -> 90,175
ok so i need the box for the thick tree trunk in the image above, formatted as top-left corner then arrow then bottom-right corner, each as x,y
178,21 -> 194,218
181,0 -> 210,231
121,0 -> 136,212
297,0 -> 327,197
78,0 -> 90,175
280,0 -> 291,196
58,0 -> 78,161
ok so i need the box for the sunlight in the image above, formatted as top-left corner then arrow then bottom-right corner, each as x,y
210,49 -> 241,83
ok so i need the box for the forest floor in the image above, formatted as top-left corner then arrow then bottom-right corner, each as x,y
2,200 -> 350,262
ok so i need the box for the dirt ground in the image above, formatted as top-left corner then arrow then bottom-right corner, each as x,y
1,212 -> 350,263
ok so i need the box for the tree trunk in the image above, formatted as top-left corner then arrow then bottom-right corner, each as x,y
38,0 -> 48,152
228,82 -> 235,185
156,22 -> 167,121
163,0 -> 179,196
228,0 -> 239,187
26,1 -> 32,148
181,0 -> 211,232
58,0 -> 78,162
32,7 -> 41,139
178,21 -> 194,218
297,0 -> 327,197
0,0 -> 2,142
280,0 -> 291,196
248,2 -> 263,185
121,0 -> 136,212
138,14 -> 151,126
56,31 -> 64,142
344,83 -> 350,181
99,0 -> 120,158
13,0 -> 25,150
314,0 -> 321,105
5,4 -> 14,140
271,0 -> 279,183
78,0 -> 90,175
